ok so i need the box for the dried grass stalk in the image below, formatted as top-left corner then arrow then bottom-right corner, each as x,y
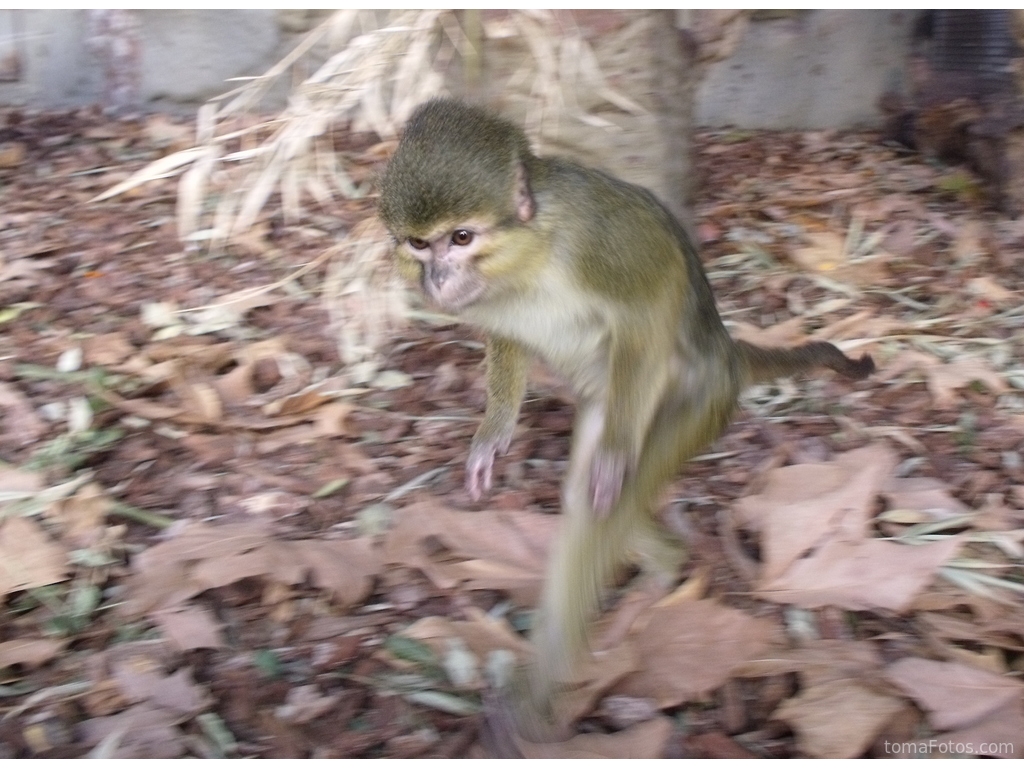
95,10 -> 634,239
93,9 -> 640,373
321,217 -> 406,380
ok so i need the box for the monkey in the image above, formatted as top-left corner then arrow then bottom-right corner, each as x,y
377,98 -> 873,739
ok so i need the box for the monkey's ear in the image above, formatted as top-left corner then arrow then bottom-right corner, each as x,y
514,164 -> 534,222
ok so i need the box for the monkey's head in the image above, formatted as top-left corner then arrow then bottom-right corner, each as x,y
378,99 -> 539,312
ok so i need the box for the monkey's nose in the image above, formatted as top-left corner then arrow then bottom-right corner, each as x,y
425,262 -> 450,288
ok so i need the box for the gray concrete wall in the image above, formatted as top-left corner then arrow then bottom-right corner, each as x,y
0,10 -> 101,107
139,10 -> 280,103
0,9 -> 917,131
0,9 -> 283,109
697,10 -> 919,129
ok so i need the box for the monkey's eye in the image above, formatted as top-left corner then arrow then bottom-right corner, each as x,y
408,237 -> 429,251
451,229 -> 474,247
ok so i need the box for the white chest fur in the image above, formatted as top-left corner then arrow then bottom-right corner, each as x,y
462,267 -> 609,397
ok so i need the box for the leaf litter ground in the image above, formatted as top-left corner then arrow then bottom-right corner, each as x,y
0,110 -> 1023,758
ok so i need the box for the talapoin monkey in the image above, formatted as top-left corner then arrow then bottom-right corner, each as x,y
378,98 -> 873,738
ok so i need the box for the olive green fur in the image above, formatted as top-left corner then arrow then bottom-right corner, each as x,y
377,98 -> 874,740
378,98 -> 536,236
738,339 -> 875,387
472,336 -> 528,455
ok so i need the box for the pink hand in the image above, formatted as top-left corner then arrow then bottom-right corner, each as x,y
466,442 -> 498,501
590,451 -> 627,518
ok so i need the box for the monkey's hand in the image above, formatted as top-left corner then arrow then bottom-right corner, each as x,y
468,337 -> 528,502
466,435 -> 510,501
590,450 -> 628,518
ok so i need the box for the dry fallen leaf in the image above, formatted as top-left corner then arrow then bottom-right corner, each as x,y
736,445 -> 961,611
0,141 -> 26,168
99,390 -> 185,422
276,684 -> 341,724
732,638 -> 883,684
885,657 -> 1024,731
0,637 -> 65,668
613,599 -> 779,708
288,538 -> 380,607
734,640 -> 910,757
936,699 -> 1024,758
144,113 -> 193,151
0,466 -> 43,494
560,643 -> 638,727
150,605 -> 225,652
211,359 -> 258,404
758,536 -> 962,612
314,401 -> 354,437
810,309 -> 902,342
402,610 -> 532,662
881,477 -> 970,518
596,573 -> 697,652
951,219 -> 986,263
519,715 -> 673,759
82,332 -> 136,367
791,231 -> 848,273
122,522 -> 271,615
112,661 -> 209,716
0,517 -> 69,594
124,522 -> 380,616
775,678 -> 905,758
875,348 -> 938,380
735,444 -> 897,582
384,501 -> 558,605
79,703 -> 184,759
50,481 -> 112,549
882,351 -> 1008,409
0,381 -> 46,444
172,379 -> 223,423
920,612 -> 1024,653
189,537 -> 379,608
789,231 -> 889,286
925,358 -> 1007,409
266,385 -> 336,417
729,316 -> 808,348
967,275 -> 1016,306
254,425 -> 324,454
687,731 -> 762,759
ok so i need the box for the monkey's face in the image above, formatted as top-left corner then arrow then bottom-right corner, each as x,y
394,221 -> 494,313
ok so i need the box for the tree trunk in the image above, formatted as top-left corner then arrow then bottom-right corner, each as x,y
453,11 -> 712,226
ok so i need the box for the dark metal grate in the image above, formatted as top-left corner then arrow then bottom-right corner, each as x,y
930,10 -> 1017,95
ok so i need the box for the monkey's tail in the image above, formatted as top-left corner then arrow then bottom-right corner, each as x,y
736,339 -> 875,388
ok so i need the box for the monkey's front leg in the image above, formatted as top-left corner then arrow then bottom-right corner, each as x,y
466,336 -> 529,500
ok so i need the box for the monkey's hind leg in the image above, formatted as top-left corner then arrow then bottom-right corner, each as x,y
513,403 -> 632,739
516,386 -> 738,740
624,383 -> 737,586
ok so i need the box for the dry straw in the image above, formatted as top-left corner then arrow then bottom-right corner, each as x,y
95,10 -> 641,377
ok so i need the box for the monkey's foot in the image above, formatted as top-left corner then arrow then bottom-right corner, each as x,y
480,688 -> 526,758
480,675 -> 574,755
481,688 -> 571,757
